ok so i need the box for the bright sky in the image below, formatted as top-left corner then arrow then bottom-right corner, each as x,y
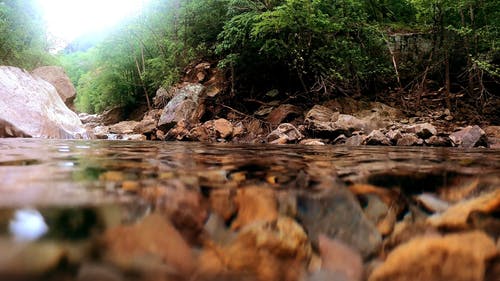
36,0 -> 148,42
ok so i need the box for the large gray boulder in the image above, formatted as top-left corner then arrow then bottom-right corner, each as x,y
0,66 -> 88,139
158,83 -> 205,129
32,66 -> 76,107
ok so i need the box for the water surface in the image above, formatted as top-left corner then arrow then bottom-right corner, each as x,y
0,139 -> 498,280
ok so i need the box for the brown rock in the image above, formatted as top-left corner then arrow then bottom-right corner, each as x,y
102,213 -> 194,276
213,118 -> 233,139
267,123 -> 304,144
345,135 -> 365,146
209,188 -> 237,221
299,139 -> 326,146
427,189 -> 500,229
32,66 -> 76,107
369,231 -> 497,281
231,187 -> 278,230
396,134 -> 420,146
484,126 -> 500,148
211,217 -> 312,281
425,135 -> 451,146
318,235 -> 363,281
108,121 -> 139,134
449,125 -> 487,148
266,104 -> 302,126
100,106 -> 125,126
404,123 -> 437,139
364,130 -> 391,146
0,240 -> 66,276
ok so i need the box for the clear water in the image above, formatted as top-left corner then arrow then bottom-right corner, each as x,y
0,139 -> 498,280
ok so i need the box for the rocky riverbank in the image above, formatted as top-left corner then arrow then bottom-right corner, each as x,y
81,63 -> 499,148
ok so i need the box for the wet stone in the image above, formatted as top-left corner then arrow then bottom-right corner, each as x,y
369,231 -> 497,281
297,188 -> 382,258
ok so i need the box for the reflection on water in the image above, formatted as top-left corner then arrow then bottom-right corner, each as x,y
0,138 -> 498,280
9,209 -> 48,241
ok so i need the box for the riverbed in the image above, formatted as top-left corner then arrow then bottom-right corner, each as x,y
0,139 -> 499,280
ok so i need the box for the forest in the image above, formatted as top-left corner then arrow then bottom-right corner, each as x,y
1,0 -> 499,120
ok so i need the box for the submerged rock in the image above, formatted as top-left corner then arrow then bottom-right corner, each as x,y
297,188 -> 382,258
102,213 -> 194,276
369,231 -> 497,281
0,66 -> 88,139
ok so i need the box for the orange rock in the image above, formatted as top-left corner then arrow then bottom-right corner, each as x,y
348,184 -> 400,207
438,177 -> 480,202
102,213 -> 194,276
427,189 -> 500,229
209,188 -> 236,221
231,187 -> 278,230
369,231 -> 497,281
226,217 -> 312,281
318,234 -> 364,281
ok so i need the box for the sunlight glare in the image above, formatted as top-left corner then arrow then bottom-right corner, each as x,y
37,0 -> 148,42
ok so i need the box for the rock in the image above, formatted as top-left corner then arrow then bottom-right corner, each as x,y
267,123 -> 304,144
0,66 -> 88,139
364,130 -> 391,146
198,217 -> 312,281
92,126 -> 110,139
266,104 -> 302,126
318,235 -> 363,281
386,130 -> 403,144
141,181 -> 207,243
396,134 -> 420,146
100,106 -> 125,126
297,188 -> 382,258
0,119 -> 31,138
0,240 -> 66,276
102,213 -> 194,276
79,113 -> 102,125
425,135 -> 451,146
212,118 -> 233,139
483,126 -> 500,148
121,134 -> 147,141
153,87 -> 174,108
108,121 -> 139,134
209,188 -> 237,221
32,66 -> 76,107
231,187 -> 278,230
368,231 -> 497,281
427,189 -> 500,229
403,123 -> 437,139
167,119 -> 192,140
345,135 -> 365,146
305,105 -> 372,137
299,139 -> 326,146
158,83 -> 205,129
449,125 -> 487,148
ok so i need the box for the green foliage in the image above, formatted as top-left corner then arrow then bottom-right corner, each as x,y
0,0 -> 54,69
63,0 -> 498,113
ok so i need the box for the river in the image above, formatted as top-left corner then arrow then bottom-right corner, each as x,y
0,139 -> 499,280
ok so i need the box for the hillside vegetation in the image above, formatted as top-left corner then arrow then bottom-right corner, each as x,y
1,0 -> 499,119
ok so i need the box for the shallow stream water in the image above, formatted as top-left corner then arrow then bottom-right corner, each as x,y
0,139 -> 499,280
